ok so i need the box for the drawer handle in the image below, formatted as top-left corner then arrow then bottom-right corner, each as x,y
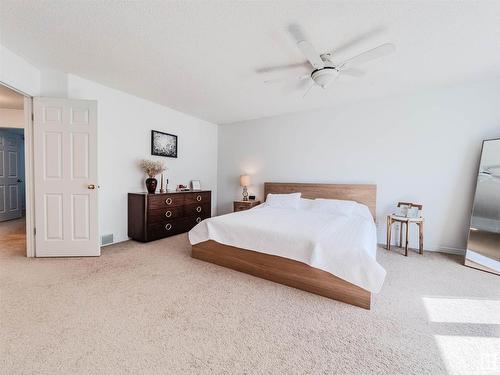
196,217 -> 202,223
196,195 -> 202,202
165,210 -> 172,218
196,206 -> 202,213
165,197 -> 173,205
165,223 -> 172,231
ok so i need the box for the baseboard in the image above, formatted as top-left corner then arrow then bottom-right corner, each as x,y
378,243 -> 465,256
436,246 -> 465,255
100,235 -> 129,247
377,228 -> 465,256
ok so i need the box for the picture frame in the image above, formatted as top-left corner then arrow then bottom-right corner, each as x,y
151,130 -> 178,158
395,205 -> 409,217
395,203 -> 420,218
406,207 -> 419,218
176,184 -> 190,192
191,180 -> 201,190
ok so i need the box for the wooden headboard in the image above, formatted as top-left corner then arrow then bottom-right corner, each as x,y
264,182 -> 377,219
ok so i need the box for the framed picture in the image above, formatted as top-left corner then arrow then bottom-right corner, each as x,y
151,130 -> 177,158
395,205 -> 409,217
176,184 -> 190,192
395,203 -> 420,218
406,207 -> 419,218
191,180 -> 201,190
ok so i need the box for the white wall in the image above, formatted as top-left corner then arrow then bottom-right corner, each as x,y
0,45 -> 40,96
67,74 -> 218,244
0,109 -> 23,128
0,45 -> 66,98
217,80 -> 500,253
40,68 -> 68,97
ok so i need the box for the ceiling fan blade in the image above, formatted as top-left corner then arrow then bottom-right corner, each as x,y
264,74 -> 310,84
339,67 -> 365,77
256,62 -> 310,74
288,23 -> 307,43
297,40 -> 325,70
287,23 -> 324,70
340,43 -> 395,68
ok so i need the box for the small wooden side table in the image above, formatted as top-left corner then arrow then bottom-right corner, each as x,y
234,200 -> 261,212
386,215 -> 424,256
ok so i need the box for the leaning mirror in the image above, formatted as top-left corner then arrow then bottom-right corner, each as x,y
465,138 -> 500,275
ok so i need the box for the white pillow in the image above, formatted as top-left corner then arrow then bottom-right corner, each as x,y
299,198 -> 314,210
265,193 -> 302,209
311,198 -> 358,214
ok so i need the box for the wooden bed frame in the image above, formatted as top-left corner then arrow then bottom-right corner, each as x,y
191,182 -> 377,309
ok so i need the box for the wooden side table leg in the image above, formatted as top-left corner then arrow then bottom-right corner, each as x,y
387,217 -> 392,251
399,222 -> 403,247
386,217 -> 389,250
419,221 -> 424,255
405,222 -> 409,256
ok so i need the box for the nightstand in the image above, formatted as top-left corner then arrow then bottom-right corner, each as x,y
386,202 -> 424,256
234,200 -> 261,212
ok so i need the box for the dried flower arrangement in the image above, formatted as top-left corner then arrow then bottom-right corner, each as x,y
139,159 -> 166,178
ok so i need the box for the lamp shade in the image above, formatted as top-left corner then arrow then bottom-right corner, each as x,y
240,175 -> 250,187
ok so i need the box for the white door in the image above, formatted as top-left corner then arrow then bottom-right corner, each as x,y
0,130 -> 22,222
33,98 -> 99,257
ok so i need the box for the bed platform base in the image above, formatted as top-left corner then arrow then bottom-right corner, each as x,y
191,240 -> 371,309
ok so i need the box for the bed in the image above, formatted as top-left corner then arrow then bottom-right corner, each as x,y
189,182 -> 385,309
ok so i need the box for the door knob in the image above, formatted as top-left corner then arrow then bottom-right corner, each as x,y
88,184 -> 96,190
17,179 -> 22,183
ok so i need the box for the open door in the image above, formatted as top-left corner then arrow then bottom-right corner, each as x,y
0,129 -> 22,221
33,98 -> 99,257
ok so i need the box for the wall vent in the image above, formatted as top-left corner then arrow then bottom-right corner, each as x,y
101,234 -> 114,246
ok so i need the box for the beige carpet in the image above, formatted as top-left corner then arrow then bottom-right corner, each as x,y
1,220 -> 499,375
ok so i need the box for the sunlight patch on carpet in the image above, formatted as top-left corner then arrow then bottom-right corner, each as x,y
422,296 -> 500,324
435,335 -> 500,375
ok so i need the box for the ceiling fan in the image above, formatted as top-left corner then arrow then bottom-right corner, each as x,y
262,24 -> 396,97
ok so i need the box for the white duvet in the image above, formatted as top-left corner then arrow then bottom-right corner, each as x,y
188,203 -> 386,293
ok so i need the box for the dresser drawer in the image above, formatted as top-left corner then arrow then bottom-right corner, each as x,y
147,218 -> 191,240
148,206 -> 185,222
186,214 -> 210,228
148,194 -> 184,209
184,192 -> 211,205
184,203 -> 210,217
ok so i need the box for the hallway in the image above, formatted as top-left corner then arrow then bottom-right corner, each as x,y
0,217 -> 26,258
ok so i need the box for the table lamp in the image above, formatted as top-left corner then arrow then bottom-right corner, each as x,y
240,175 -> 250,201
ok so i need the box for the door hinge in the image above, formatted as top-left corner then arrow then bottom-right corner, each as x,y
34,227 -> 36,235
31,112 -> 34,121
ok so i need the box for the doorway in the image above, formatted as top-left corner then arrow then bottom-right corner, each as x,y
0,84 -> 28,256
0,83 -> 99,257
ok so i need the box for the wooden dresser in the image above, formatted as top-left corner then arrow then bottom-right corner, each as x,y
128,190 -> 211,242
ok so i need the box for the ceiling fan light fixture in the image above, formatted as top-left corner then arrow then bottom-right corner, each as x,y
311,68 -> 339,88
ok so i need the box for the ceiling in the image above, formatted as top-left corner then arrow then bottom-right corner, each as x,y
0,84 -> 24,110
1,1 -> 500,124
